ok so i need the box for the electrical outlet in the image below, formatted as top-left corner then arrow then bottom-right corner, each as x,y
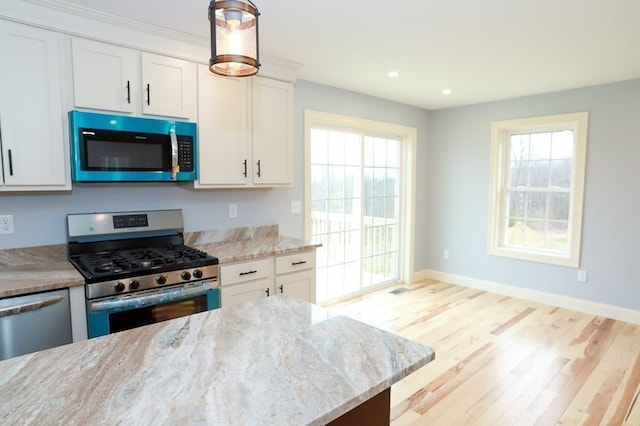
291,200 -> 301,214
228,204 -> 238,218
577,270 -> 588,282
0,215 -> 14,235
443,249 -> 450,260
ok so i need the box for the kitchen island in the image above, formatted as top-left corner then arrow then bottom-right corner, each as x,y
0,294 -> 434,425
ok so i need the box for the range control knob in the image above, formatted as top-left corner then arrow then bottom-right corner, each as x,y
181,271 -> 192,281
114,282 -> 126,292
192,269 -> 203,279
129,280 -> 140,290
156,275 -> 167,285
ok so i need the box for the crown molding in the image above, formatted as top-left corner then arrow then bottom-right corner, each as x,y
0,0 -> 300,80
16,0 -> 208,47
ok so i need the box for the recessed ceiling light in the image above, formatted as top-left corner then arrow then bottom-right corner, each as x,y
442,89 -> 453,95
387,71 -> 400,78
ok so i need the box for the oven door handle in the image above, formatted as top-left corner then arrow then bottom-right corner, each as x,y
89,281 -> 214,313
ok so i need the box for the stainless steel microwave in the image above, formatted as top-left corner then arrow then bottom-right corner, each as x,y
69,110 -> 197,182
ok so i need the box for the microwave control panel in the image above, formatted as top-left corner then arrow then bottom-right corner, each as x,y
177,137 -> 194,172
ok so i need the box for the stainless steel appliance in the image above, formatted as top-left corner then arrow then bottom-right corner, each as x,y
67,209 -> 220,338
0,289 -> 73,361
69,110 -> 197,182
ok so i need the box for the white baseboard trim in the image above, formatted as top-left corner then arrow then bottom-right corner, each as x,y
411,269 -> 640,325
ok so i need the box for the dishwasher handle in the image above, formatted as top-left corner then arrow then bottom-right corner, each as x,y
0,296 -> 64,318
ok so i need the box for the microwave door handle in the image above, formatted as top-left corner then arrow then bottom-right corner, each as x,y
170,131 -> 179,180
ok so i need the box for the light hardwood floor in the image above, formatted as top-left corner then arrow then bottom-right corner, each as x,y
326,279 -> 640,425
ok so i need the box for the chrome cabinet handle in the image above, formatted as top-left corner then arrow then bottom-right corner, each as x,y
0,296 -> 63,318
239,270 -> 257,276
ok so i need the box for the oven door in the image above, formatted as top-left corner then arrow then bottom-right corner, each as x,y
86,281 -> 220,338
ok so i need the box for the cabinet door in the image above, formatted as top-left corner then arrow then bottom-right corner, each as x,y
275,270 -> 316,303
71,38 -> 137,113
196,65 -> 249,186
251,77 -> 294,186
0,21 -> 68,189
221,278 -> 271,307
141,52 -> 196,119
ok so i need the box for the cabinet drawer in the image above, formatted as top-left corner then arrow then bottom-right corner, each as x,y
220,257 -> 274,286
275,250 -> 316,275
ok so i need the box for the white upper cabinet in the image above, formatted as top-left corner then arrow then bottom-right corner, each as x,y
196,65 -> 249,186
71,38 -> 196,120
252,77 -> 294,186
71,38 -> 137,113
196,68 -> 294,188
0,20 -> 69,190
141,53 -> 197,119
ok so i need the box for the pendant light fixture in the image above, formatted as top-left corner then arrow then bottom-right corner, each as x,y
208,0 -> 260,77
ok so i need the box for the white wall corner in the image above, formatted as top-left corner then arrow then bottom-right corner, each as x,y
412,269 -> 640,325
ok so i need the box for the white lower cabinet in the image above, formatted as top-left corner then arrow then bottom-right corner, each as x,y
275,250 -> 316,303
275,271 -> 315,303
220,257 -> 274,308
220,249 -> 317,307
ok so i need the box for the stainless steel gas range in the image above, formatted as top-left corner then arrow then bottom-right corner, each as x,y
67,209 -> 220,338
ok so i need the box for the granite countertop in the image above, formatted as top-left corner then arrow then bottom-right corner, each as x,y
195,235 -> 321,264
0,225 -> 321,298
0,261 -> 85,298
0,294 -> 435,425
0,243 -> 86,298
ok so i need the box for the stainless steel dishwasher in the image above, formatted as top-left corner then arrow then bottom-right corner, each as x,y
0,288 -> 73,361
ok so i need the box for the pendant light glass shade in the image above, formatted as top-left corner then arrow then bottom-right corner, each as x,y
209,0 -> 260,77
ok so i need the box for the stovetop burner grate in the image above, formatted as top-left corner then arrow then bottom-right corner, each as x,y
74,244 -> 215,277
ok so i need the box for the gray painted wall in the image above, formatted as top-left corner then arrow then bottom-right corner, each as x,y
4,72 -> 637,312
427,78 -> 640,310
0,79 -> 431,275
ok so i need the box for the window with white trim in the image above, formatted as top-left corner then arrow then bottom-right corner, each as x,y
487,112 -> 588,267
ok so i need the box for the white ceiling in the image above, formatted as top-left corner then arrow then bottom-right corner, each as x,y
57,0 -> 640,110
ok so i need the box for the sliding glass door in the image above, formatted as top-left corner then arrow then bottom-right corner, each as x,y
310,127 -> 402,303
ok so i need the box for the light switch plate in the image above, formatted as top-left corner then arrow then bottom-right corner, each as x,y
291,200 -> 301,214
228,204 -> 238,218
